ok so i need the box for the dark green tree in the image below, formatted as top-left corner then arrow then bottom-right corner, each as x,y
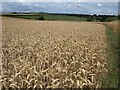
100,17 -> 108,22
38,16 -> 45,20
86,17 -> 93,22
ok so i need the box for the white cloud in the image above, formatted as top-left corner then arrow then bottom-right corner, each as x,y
76,4 -> 81,7
21,2 -> 31,5
2,0 -> 120,2
68,4 -> 71,7
97,3 -> 102,7
41,5 -> 45,8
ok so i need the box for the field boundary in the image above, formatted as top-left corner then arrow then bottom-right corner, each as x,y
0,16 -> 2,90
101,24 -> 119,88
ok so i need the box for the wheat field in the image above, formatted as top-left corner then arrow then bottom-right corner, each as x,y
1,17 -> 107,89
106,20 -> 119,33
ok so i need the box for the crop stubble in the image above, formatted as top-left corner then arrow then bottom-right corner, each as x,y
1,17 -> 107,88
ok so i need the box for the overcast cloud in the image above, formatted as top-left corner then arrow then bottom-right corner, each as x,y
2,2 -> 118,15
2,0 -> 120,2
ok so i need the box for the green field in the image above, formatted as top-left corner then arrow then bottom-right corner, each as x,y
2,13 -> 118,22
2,14 -> 88,21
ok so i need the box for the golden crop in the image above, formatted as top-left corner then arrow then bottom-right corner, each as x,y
1,17 -> 107,89
106,20 -> 119,33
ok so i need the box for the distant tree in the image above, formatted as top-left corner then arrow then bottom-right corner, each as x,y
118,15 -> 120,19
93,14 -> 97,17
86,17 -> 93,21
100,16 -> 108,22
96,16 -> 101,21
38,16 -> 45,20
12,12 -> 18,14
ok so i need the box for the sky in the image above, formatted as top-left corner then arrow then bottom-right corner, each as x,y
2,0 -> 120,2
1,0 -> 119,15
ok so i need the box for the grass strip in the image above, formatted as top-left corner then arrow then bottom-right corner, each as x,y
101,24 -> 119,88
